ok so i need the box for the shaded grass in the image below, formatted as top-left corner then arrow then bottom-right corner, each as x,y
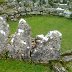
65,62 -> 72,72
0,59 -> 51,72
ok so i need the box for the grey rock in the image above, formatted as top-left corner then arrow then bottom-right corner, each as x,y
9,18 -> 31,60
64,10 -> 72,18
0,17 -> 9,53
62,55 -> 72,62
31,30 -> 62,63
53,63 -> 67,72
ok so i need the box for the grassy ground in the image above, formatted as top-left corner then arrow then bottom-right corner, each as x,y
0,59 -> 51,72
0,15 -> 71,72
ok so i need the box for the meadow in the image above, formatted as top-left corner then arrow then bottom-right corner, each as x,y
0,15 -> 72,72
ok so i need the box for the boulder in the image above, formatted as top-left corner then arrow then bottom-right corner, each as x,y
31,30 -> 62,63
53,63 -> 67,72
62,55 -> 72,62
8,18 -> 31,60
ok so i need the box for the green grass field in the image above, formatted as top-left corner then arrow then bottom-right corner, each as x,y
0,15 -> 72,72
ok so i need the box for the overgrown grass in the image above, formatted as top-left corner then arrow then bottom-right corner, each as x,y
3,15 -> 72,72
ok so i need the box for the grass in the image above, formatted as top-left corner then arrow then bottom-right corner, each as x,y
0,59 -> 51,72
1,15 -> 72,72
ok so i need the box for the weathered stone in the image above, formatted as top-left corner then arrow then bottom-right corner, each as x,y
53,63 -> 67,72
0,14 -> 8,21
58,4 -> 68,9
0,17 -> 9,53
56,7 -> 64,16
18,7 -> 26,13
7,0 -> 18,7
8,18 -> 31,60
62,55 -> 72,62
64,10 -> 72,18
31,30 -> 62,63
